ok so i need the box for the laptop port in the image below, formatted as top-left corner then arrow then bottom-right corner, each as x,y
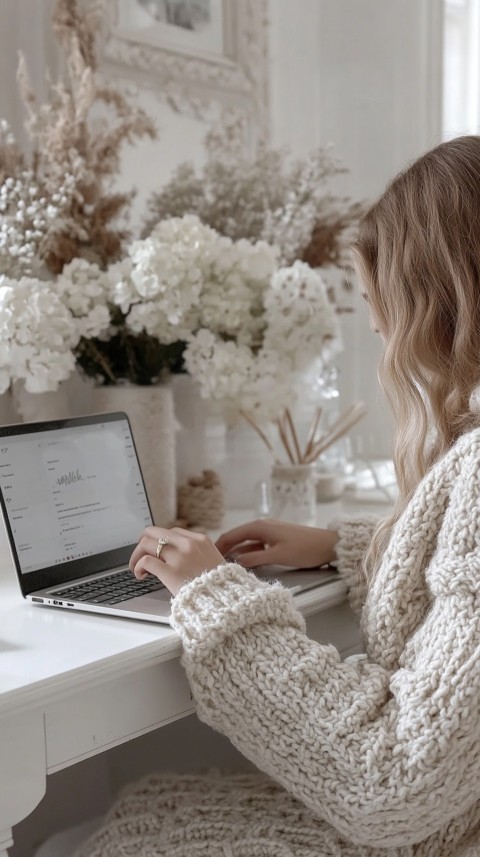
53,600 -> 62,606
32,597 -> 43,603
67,602 -> 74,607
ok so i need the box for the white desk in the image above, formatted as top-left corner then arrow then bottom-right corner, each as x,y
0,499 -> 388,856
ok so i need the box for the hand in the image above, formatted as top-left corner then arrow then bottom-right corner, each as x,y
129,526 -> 225,597
215,518 -> 339,569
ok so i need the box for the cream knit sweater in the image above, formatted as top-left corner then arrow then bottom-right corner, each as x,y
75,429 -> 480,857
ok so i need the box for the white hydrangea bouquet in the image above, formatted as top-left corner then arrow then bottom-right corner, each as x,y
12,213 -> 336,451
64,214 -> 341,420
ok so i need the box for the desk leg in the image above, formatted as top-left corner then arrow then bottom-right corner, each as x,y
0,710 -> 46,856
0,833 -> 13,857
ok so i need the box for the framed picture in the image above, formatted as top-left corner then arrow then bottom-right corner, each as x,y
115,0 -> 227,59
103,0 -> 269,143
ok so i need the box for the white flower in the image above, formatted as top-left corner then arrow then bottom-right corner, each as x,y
25,349 -> 77,394
56,258 -> 112,341
57,258 -> 110,314
0,164 -> 76,279
107,258 -> 134,314
77,305 -> 111,338
183,331 -> 254,401
125,216 -> 215,323
127,301 -> 194,345
0,275 -> 81,393
264,261 -> 342,368
122,216 -> 279,339
182,259 -> 342,423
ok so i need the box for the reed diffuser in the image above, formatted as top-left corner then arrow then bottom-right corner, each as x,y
241,403 -> 366,523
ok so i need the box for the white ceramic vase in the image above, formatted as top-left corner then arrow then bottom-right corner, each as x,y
171,374 -> 226,486
88,384 -> 177,527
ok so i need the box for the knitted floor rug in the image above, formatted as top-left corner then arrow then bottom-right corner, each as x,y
71,770 -> 371,857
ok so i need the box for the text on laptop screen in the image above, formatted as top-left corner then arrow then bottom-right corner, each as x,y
0,419 -> 152,573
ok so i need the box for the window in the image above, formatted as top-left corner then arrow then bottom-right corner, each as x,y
443,0 -> 480,138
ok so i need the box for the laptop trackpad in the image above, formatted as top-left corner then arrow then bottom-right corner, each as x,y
113,589 -> 171,613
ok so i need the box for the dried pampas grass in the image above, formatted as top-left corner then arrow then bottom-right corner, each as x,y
0,0 -> 157,276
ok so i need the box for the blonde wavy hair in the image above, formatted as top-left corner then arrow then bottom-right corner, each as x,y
353,135 -> 480,576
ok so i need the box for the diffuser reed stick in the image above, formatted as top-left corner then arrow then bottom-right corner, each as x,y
242,403 -> 366,465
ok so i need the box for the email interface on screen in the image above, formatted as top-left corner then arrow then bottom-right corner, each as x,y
0,419 -> 152,574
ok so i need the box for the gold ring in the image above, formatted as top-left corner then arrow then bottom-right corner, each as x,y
155,537 -> 169,559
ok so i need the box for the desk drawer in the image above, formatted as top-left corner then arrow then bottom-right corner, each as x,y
45,659 -> 193,772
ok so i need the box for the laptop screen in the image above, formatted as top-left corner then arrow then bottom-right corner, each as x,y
0,413 -> 153,594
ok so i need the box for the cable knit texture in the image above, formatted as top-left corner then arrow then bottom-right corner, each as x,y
329,513 -> 379,616
76,429 -> 480,856
73,771 -> 390,856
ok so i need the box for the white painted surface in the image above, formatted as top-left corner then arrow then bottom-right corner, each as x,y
44,660 -> 193,772
0,710 -> 46,854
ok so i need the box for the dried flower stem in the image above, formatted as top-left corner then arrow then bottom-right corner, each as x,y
77,338 -> 116,383
146,140 -> 364,270
2,0 -> 157,277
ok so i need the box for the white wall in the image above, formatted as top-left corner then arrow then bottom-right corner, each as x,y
0,0 -> 59,152
268,0 -> 443,457
0,0 -> 444,457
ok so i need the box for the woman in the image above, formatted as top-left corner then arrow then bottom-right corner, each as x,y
76,136 -> 480,856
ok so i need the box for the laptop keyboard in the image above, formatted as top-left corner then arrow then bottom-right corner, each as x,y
53,570 -> 165,605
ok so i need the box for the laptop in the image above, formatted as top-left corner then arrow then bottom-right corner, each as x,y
0,412 -> 337,624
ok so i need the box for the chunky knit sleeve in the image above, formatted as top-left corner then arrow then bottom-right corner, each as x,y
171,439 -> 480,850
329,514 -> 378,617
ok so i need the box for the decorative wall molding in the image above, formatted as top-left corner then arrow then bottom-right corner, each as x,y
101,0 -> 269,146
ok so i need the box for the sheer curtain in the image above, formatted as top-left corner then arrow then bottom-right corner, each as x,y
443,0 -> 480,137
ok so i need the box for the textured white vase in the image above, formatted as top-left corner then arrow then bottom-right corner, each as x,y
13,373 -> 96,422
0,389 -> 22,425
88,384 -> 176,527
14,383 -> 71,422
